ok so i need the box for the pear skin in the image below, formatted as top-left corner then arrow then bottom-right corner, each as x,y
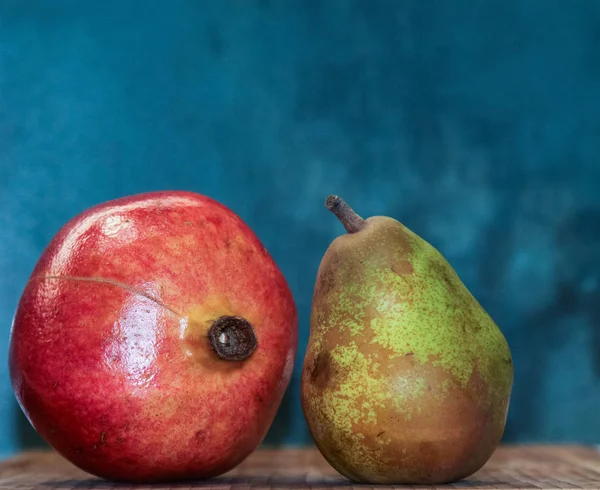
301,196 -> 513,484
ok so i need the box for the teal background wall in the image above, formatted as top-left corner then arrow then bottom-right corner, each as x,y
1,0 -> 600,455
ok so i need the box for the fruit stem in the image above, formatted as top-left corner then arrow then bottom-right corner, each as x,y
208,316 -> 258,361
325,195 -> 366,234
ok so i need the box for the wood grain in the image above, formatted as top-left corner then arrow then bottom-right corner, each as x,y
0,446 -> 599,490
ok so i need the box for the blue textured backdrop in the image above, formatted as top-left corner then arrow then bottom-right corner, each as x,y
1,0 -> 600,455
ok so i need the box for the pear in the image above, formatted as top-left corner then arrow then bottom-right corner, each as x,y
301,195 -> 513,484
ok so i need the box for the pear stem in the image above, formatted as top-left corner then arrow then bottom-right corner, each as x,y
325,195 -> 366,234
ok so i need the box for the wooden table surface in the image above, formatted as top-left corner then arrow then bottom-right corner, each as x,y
1,446 -> 600,490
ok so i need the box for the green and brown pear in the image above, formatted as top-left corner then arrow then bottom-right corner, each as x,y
301,195 -> 513,484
